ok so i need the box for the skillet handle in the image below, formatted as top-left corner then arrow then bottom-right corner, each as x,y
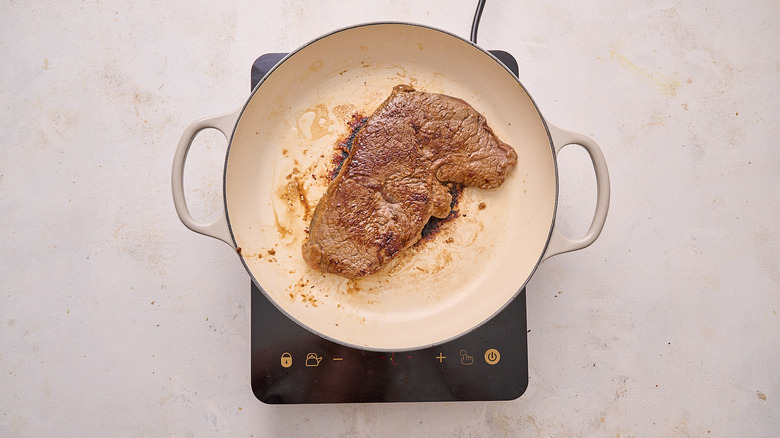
541,124 -> 610,261
171,109 -> 241,249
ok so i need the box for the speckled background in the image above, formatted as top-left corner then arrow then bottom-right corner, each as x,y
1,0 -> 777,436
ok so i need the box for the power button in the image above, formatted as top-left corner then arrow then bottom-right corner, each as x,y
484,349 -> 500,365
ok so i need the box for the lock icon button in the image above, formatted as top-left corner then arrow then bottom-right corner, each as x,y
280,352 -> 292,368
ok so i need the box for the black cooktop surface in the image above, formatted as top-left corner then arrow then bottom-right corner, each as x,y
250,51 -> 528,404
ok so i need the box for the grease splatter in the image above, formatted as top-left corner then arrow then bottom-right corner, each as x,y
610,48 -> 680,97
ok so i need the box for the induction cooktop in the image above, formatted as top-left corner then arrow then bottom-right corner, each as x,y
249,50 -> 529,404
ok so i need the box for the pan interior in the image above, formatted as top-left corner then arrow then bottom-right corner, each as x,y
226,23 -> 555,350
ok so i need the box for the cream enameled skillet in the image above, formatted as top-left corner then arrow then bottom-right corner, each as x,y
173,23 -> 610,351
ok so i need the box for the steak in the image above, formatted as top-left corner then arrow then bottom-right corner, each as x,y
301,85 -> 517,278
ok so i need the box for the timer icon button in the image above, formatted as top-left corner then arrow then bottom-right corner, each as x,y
484,349 -> 500,365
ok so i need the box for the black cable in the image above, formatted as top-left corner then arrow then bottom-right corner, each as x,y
470,0 -> 487,44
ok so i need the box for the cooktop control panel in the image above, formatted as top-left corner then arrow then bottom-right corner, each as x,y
251,282 -> 528,404
249,51 -> 528,404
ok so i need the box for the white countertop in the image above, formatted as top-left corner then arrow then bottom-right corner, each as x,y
1,0 -> 778,436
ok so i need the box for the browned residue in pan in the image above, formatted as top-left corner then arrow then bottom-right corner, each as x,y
297,104 -> 331,141
293,177 -> 311,218
271,205 -> 291,238
386,241 -> 455,278
346,280 -> 361,295
242,250 -> 277,263
277,169 -> 314,223
286,276 -> 319,306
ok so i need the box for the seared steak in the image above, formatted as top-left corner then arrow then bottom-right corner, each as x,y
302,85 -> 517,278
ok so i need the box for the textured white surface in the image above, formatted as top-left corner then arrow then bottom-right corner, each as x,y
1,0 -> 778,436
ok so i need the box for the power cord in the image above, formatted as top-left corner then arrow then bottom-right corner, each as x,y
470,0 -> 487,44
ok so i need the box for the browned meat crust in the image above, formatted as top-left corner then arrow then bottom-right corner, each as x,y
302,85 -> 517,278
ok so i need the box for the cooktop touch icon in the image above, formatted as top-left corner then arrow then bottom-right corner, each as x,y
280,352 -> 292,368
306,353 -> 323,367
484,349 -> 500,365
460,350 -> 474,366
